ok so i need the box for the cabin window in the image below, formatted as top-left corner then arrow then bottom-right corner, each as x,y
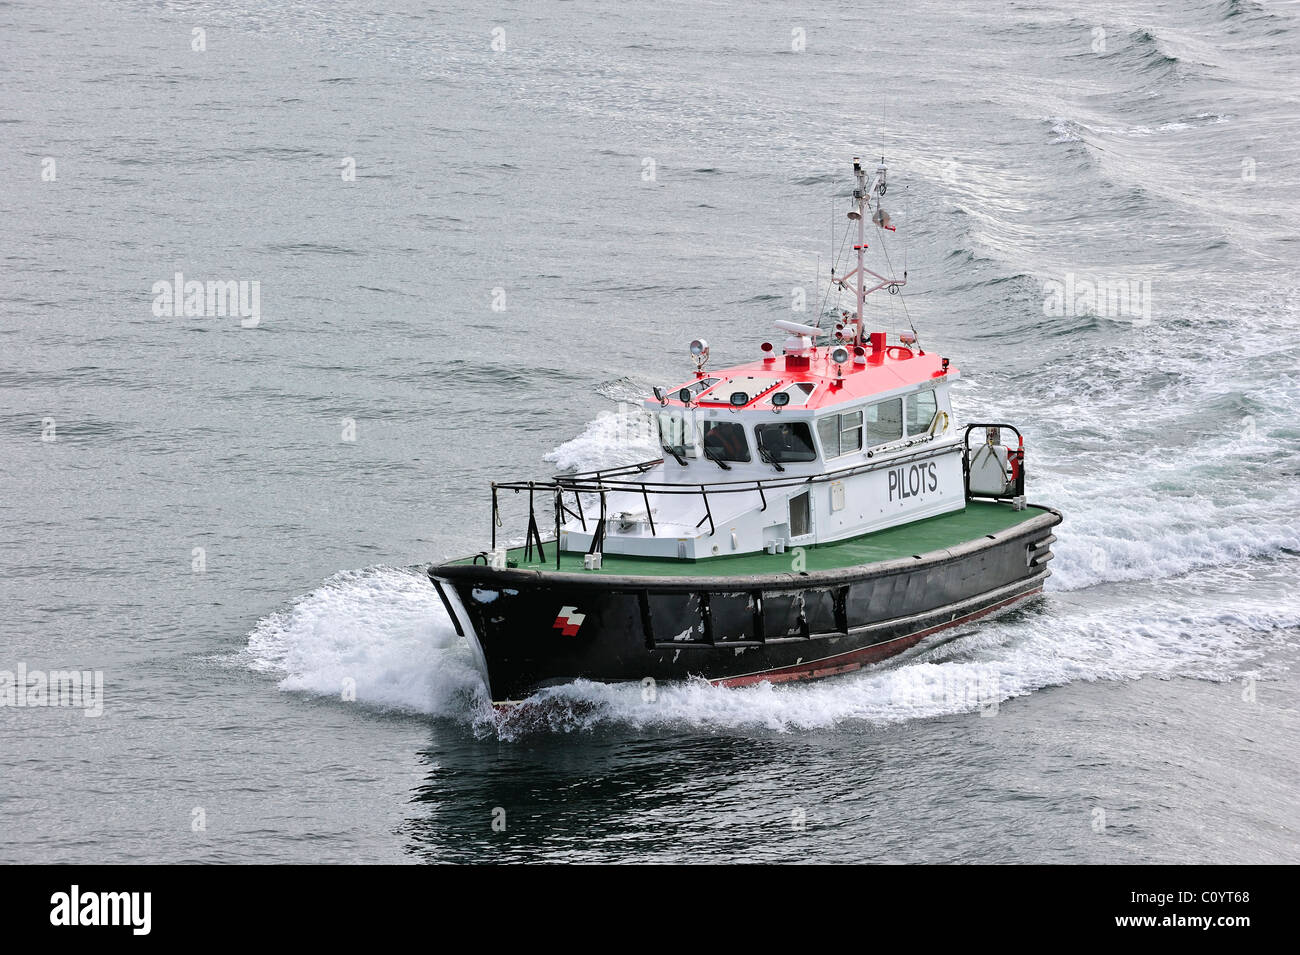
658,410 -> 698,456
789,490 -> 811,537
866,397 -> 903,446
841,409 -> 863,454
701,420 -> 750,462
815,409 -> 864,458
816,417 -> 836,456
754,422 -> 817,463
906,389 -> 938,436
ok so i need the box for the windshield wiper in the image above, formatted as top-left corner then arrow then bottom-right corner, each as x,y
702,447 -> 732,471
756,440 -> 785,472
662,445 -> 687,466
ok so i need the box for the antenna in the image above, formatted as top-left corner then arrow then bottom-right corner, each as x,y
833,156 -> 906,348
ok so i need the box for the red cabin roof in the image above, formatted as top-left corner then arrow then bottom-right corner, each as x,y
658,341 -> 957,412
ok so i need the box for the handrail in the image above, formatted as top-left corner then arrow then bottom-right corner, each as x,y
963,422 -> 1023,444
553,434 -> 947,485
527,441 -> 960,497
488,440 -> 964,549
699,484 -> 714,536
961,422 -> 1025,500
560,459 -> 664,482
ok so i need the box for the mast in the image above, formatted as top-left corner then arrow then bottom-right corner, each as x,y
835,156 -> 903,348
853,158 -> 868,342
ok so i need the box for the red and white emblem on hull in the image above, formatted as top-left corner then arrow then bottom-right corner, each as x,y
552,606 -> 586,636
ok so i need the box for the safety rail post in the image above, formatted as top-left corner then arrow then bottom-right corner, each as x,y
561,486 -> 590,532
490,483 -> 499,550
587,487 -> 607,556
553,485 -> 561,570
524,482 -> 533,562
641,484 -> 656,536
962,441 -> 972,500
574,486 -> 587,530
524,482 -> 546,564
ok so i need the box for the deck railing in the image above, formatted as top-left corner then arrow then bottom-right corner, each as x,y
488,438 -> 965,569
961,423 -> 1026,501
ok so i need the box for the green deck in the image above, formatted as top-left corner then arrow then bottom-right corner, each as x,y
460,501 -> 1048,577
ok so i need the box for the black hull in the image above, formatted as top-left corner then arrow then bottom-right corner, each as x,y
432,508 -> 1061,703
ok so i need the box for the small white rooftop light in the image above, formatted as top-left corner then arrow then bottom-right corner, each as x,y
831,345 -> 850,365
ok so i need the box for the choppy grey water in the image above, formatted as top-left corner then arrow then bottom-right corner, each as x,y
2,0 -> 1298,863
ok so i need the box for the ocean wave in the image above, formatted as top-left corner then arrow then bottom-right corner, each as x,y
235,562 -> 1295,740
236,565 -> 490,717
543,402 -> 658,473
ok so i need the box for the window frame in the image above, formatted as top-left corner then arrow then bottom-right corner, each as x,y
865,396 -> 904,447
839,409 -> 863,455
905,388 -> 939,437
816,415 -> 840,459
700,419 -> 751,463
754,421 -> 818,463
816,408 -> 865,459
657,409 -> 700,457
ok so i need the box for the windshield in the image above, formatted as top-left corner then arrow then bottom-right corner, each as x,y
658,410 -> 695,454
701,420 -> 750,462
755,422 -> 817,463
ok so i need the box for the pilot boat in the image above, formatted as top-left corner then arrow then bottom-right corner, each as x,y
429,158 -> 1062,705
